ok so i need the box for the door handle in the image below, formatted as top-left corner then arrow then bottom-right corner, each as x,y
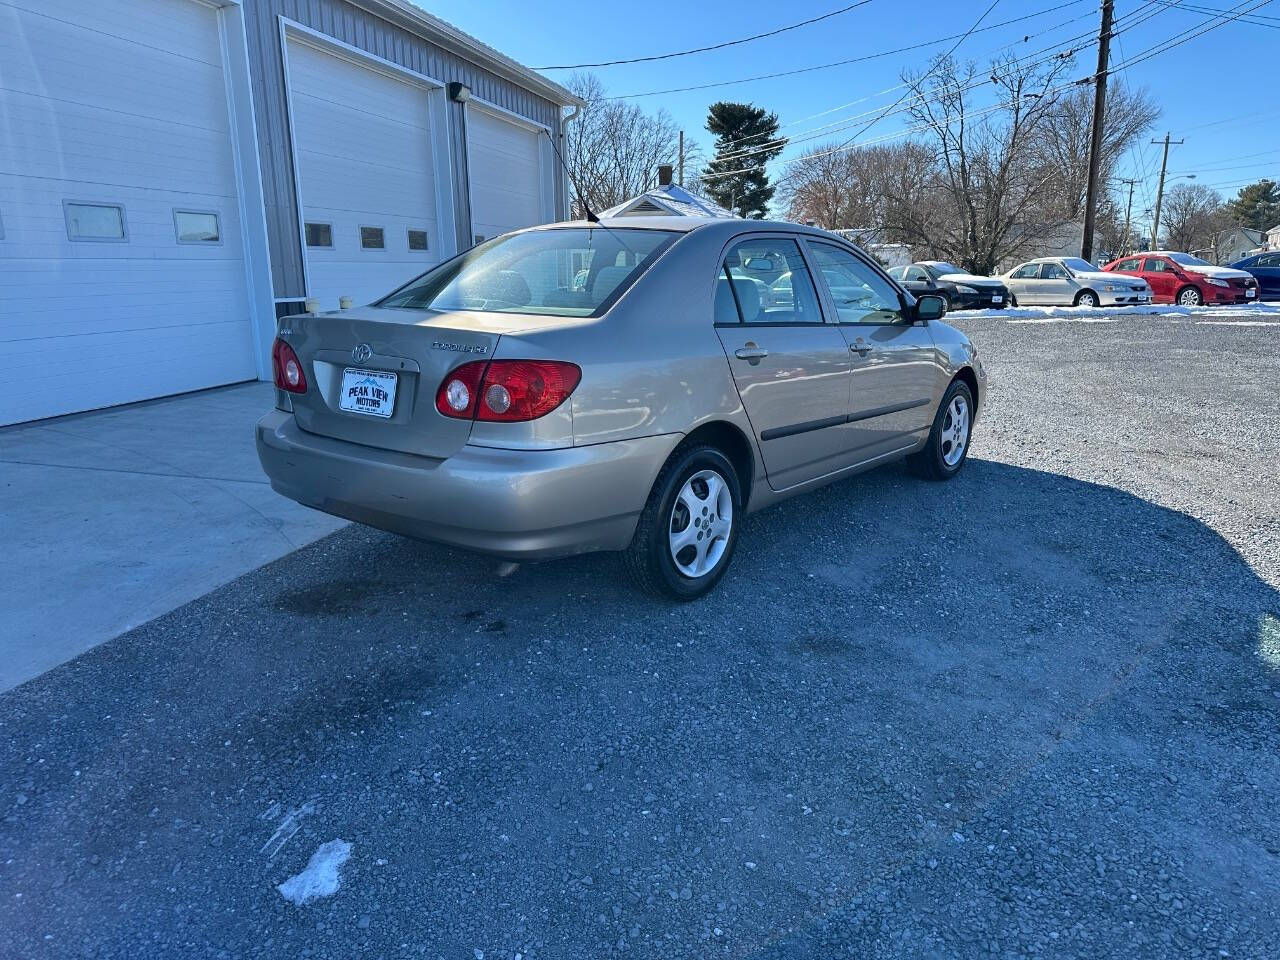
850,341 -> 872,357
734,344 -> 769,363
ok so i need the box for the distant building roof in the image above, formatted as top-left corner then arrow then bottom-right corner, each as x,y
600,183 -> 737,220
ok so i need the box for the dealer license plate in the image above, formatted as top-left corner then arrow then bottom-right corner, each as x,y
1246,289 -> 1256,298
339,368 -> 397,418
991,294 -> 1003,304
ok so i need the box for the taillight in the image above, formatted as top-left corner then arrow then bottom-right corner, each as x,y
272,338 -> 307,394
435,360 -> 487,418
435,360 -> 581,423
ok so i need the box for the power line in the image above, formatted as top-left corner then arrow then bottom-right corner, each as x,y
1104,0 -> 1276,74
1149,0 -> 1280,25
596,0 -> 1095,100
532,1 -> 876,70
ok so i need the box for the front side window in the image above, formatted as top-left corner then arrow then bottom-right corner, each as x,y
905,266 -> 929,282
1258,254 -> 1280,267
65,202 -> 125,241
174,210 -> 220,244
1041,263 -> 1069,280
1144,258 -> 1171,272
379,227 -> 679,317
808,242 -> 903,324
723,237 -> 823,324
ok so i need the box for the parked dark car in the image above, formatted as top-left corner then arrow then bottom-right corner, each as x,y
1228,251 -> 1280,301
885,261 -> 1009,311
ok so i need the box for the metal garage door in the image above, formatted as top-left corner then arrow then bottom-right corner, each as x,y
0,0 -> 256,426
286,38 -> 444,310
466,107 -> 548,244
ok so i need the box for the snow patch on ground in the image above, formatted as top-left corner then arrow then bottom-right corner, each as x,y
963,302 -> 1280,323
277,839 -> 352,905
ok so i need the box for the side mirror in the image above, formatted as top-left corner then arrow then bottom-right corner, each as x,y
914,293 -> 946,323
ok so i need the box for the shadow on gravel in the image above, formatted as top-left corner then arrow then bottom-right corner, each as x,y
3,459 -> 1279,959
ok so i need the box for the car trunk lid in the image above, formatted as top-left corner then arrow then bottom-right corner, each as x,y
282,306 -> 511,459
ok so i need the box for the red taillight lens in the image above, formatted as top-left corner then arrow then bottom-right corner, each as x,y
435,360 -> 581,423
272,338 -> 307,394
435,360 -> 488,419
477,360 -> 581,422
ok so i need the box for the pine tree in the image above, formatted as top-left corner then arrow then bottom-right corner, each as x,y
1224,179 -> 1280,232
703,103 -> 785,219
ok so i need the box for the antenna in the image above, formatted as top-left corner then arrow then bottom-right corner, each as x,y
543,128 -> 598,223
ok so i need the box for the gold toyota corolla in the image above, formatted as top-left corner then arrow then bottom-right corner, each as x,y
258,217 -> 985,599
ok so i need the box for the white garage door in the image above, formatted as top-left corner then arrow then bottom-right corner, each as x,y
286,38 -> 443,310
0,0 -> 256,426
466,107 -> 548,244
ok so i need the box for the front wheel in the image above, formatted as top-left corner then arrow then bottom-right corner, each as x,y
1074,290 -> 1099,307
909,380 -> 974,481
1177,285 -> 1203,307
624,444 -> 742,600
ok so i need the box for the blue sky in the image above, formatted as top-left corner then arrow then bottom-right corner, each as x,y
429,0 -> 1279,221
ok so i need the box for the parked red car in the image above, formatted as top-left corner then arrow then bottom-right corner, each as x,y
1101,252 -> 1259,306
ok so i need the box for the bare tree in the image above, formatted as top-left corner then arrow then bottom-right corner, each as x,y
780,140 -> 937,235
1160,182 -> 1227,253
562,73 -> 696,217
896,52 -> 1075,274
1027,82 -> 1159,222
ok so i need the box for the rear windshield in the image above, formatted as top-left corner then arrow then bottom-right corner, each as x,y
378,227 -> 680,317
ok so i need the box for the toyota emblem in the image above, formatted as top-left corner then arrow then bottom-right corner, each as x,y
351,343 -> 373,363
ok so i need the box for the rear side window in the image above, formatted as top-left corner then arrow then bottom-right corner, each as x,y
378,227 -> 679,317
1041,263 -> 1069,280
723,237 -> 823,324
1011,263 -> 1039,279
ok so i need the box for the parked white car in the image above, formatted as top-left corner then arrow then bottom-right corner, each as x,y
1003,257 -> 1151,307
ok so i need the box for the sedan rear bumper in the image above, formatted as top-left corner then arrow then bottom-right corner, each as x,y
257,411 -> 681,561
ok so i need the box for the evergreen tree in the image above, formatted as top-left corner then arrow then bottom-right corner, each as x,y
1224,179 -> 1280,231
703,102 -> 785,219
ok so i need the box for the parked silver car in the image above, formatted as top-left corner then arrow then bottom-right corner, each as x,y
258,218 -> 986,598
1003,257 -> 1151,307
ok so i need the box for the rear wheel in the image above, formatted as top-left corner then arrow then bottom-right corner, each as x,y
624,444 -> 741,600
909,379 -> 974,481
1177,285 -> 1203,307
1074,289 -> 1099,307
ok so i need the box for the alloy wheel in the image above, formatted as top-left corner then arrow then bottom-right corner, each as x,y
1078,292 -> 1098,307
668,469 -> 733,578
1179,287 -> 1202,307
941,395 -> 970,467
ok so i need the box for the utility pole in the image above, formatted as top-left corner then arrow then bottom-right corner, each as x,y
1149,132 -> 1183,248
1081,0 -> 1114,263
678,130 -> 685,187
1119,177 -> 1139,255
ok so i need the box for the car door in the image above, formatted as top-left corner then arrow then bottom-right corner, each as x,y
1038,261 -> 1076,305
804,239 -> 940,463
714,235 -> 856,491
1253,253 -> 1280,299
1006,262 -> 1043,303
1142,257 -> 1176,302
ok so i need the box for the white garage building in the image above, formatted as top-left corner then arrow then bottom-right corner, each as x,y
0,0 -> 579,426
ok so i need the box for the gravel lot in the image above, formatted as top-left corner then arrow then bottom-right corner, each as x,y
3,310 -> 1279,959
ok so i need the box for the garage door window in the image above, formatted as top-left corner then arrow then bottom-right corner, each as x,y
305,222 -> 333,248
65,202 -> 126,242
408,229 -> 429,252
173,210 -> 220,244
360,226 -> 385,250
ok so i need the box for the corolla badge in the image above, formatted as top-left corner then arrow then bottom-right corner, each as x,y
351,343 -> 373,363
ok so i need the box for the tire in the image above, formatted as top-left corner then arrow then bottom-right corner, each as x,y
1074,289 -> 1099,307
909,379 -> 974,481
623,444 -> 742,600
1009,294 -> 1019,307
1177,285 -> 1203,307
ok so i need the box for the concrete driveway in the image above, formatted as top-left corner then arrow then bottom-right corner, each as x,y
0,383 -> 345,692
